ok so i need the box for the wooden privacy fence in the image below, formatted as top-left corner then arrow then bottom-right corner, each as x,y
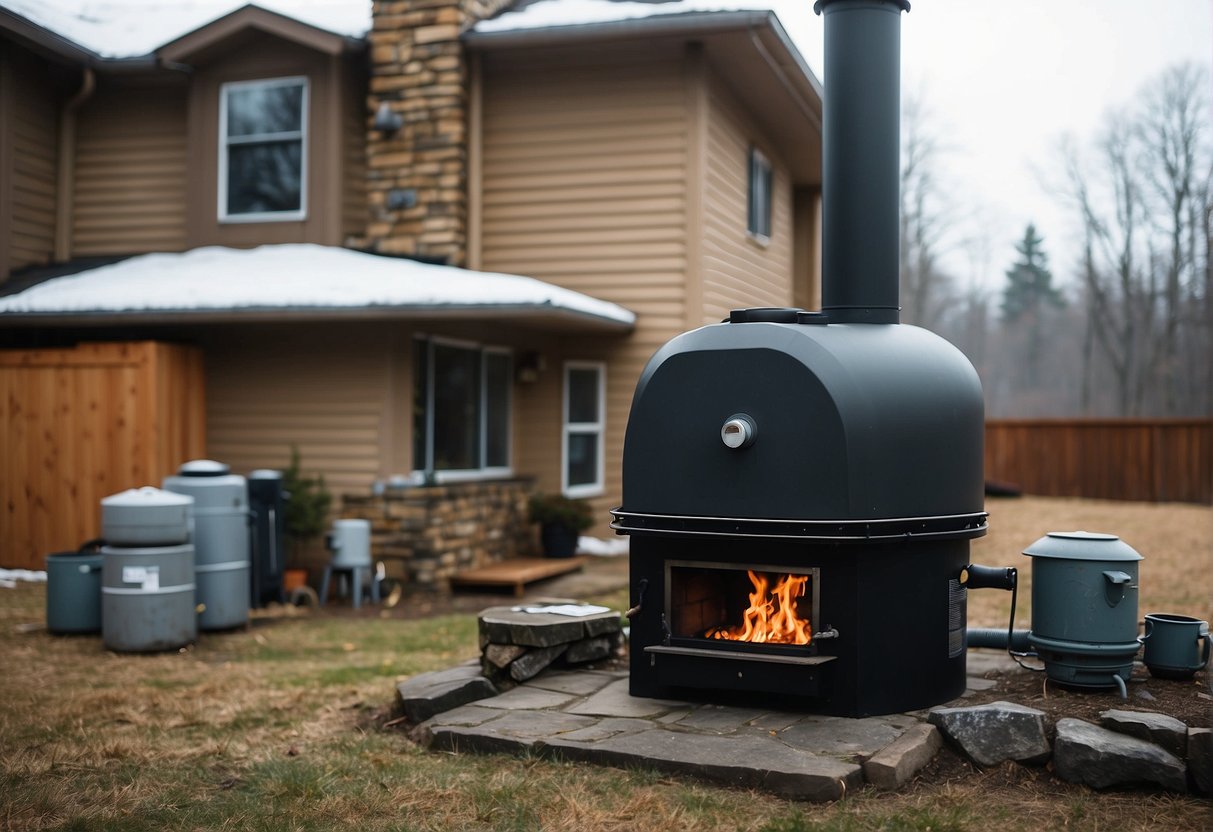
1,342 -> 206,570
985,419 -> 1213,504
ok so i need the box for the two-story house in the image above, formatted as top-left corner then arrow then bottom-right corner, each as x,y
0,0 -> 823,576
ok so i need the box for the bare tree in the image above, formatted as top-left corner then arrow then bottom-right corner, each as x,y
1058,63 -> 1211,417
899,93 -> 954,331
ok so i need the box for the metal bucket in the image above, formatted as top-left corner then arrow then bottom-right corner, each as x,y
45,548 -> 103,634
101,544 -> 196,652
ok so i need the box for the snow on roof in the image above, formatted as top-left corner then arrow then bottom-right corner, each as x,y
472,0 -> 817,47
2,0 -> 371,59
0,245 -> 636,327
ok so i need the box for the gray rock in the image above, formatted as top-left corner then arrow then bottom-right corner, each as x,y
928,701 -> 1050,766
676,705 -> 771,734
543,727 -> 863,802
395,665 -> 498,723
863,723 -> 942,789
555,717 -> 654,743
564,636 -> 612,664
565,678 -> 683,718
1100,709 -> 1188,758
422,710 -> 597,755
1188,727 -> 1212,796
483,643 -> 526,669
1054,718 -> 1187,793
509,643 -> 568,682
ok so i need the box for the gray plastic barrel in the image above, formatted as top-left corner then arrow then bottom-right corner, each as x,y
101,543 -> 196,652
46,549 -> 103,634
163,460 -> 250,631
101,487 -> 193,546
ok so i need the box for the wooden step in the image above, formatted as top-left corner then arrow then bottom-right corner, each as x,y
450,557 -> 587,597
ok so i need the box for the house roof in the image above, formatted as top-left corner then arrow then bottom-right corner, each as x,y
0,245 -> 637,332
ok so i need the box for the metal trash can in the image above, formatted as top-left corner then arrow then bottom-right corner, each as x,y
163,460 -> 250,630
248,469 -> 286,608
101,487 -> 192,546
101,543 -> 196,652
45,546 -> 103,634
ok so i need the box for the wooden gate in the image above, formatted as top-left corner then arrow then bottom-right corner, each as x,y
1,342 -> 205,569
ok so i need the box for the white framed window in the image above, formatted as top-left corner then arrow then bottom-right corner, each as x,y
747,145 -> 772,240
562,361 -> 605,498
218,76 -> 308,222
412,336 -> 512,480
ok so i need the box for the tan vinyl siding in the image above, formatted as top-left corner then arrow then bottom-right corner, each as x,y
204,325 -> 399,497
73,83 -> 188,256
7,62 -> 58,272
479,44 -> 688,524
700,70 -> 794,325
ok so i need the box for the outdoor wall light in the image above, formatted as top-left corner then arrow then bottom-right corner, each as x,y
516,351 -> 545,383
374,100 -> 403,134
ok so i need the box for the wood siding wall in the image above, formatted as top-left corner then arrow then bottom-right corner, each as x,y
2,50 -> 59,274
700,70 -> 794,324
203,325 -> 404,498
479,44 -> 689,525
0,342 -> 206,569
985,419 -> 1213,504
73,81 -> 189,256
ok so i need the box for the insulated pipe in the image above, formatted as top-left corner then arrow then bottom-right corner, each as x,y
966,628 -> 1032,652
813,0 -> 909,324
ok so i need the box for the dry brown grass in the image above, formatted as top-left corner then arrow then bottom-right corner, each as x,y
1,495 -> 1211,831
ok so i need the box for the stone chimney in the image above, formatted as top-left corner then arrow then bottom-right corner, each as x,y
365,0 -> 513,265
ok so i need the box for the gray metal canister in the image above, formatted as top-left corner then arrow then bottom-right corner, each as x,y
163,460 -> 250,630
45,549 -> 103,633
1024,531 -> 1143,690
101,543 -> 196,652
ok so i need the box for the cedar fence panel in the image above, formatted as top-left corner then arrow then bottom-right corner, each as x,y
1,342 -> 206,570
985,419 -> 1213,505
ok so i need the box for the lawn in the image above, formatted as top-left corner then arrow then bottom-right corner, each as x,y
1,496 -> 1210,831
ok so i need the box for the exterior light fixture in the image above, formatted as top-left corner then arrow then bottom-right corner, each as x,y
374,101 -> 402,135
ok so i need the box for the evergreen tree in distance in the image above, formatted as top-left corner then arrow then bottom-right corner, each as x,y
1001,224 -> 1065,323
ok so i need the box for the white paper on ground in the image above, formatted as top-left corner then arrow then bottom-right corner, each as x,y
518,604 -> 611,617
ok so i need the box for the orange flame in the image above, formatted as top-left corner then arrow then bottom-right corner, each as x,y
708,570 -> 812,645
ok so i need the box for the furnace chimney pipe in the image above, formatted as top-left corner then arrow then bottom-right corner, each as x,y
814,0 -> 909,324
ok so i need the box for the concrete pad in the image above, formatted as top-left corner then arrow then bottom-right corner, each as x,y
556,717 -> 654,743
422,704 -> 505,728
565,678 -> 683,718
421,711 -> 598,755
477,685 -> 577,711
544,728 -> 863,802
522,670 -> 617,696
864,723 -> 942,788
777,715 -> 908,762
674,705 -> 771,734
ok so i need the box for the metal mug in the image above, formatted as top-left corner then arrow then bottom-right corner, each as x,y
1139,613 -> 1212,680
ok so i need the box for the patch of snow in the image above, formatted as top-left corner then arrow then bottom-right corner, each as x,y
0,244 -> 635,325
474,0 -> 813,40
576,535 -> 629,557
0,569 -> 48,584
2,0 -> 371,58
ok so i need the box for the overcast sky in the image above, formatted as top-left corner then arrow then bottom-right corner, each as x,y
771,0 -> 1213,296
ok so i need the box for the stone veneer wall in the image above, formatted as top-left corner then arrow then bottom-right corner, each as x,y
365,0 -> 516,264
341,478 -> 535,589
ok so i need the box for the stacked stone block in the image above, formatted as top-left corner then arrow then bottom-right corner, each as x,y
478,606 -> 624,687
340,478 -> 534,589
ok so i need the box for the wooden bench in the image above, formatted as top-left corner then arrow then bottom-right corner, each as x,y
450,557 -> 587,597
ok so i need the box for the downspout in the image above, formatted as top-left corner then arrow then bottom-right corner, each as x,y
54,66 -> 95,263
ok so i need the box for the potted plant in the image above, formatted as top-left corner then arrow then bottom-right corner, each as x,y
281,445 -> 332,584
528,493 -> 594,558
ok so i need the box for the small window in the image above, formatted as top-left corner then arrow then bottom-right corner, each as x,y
219,77 -> 308,222
563,362 -> 605,497
747,146 -> 772,239
413,338 -> 512,477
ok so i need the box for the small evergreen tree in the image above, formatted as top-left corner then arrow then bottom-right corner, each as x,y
282,445 -> 331,545
1001,224 -> 1065,323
